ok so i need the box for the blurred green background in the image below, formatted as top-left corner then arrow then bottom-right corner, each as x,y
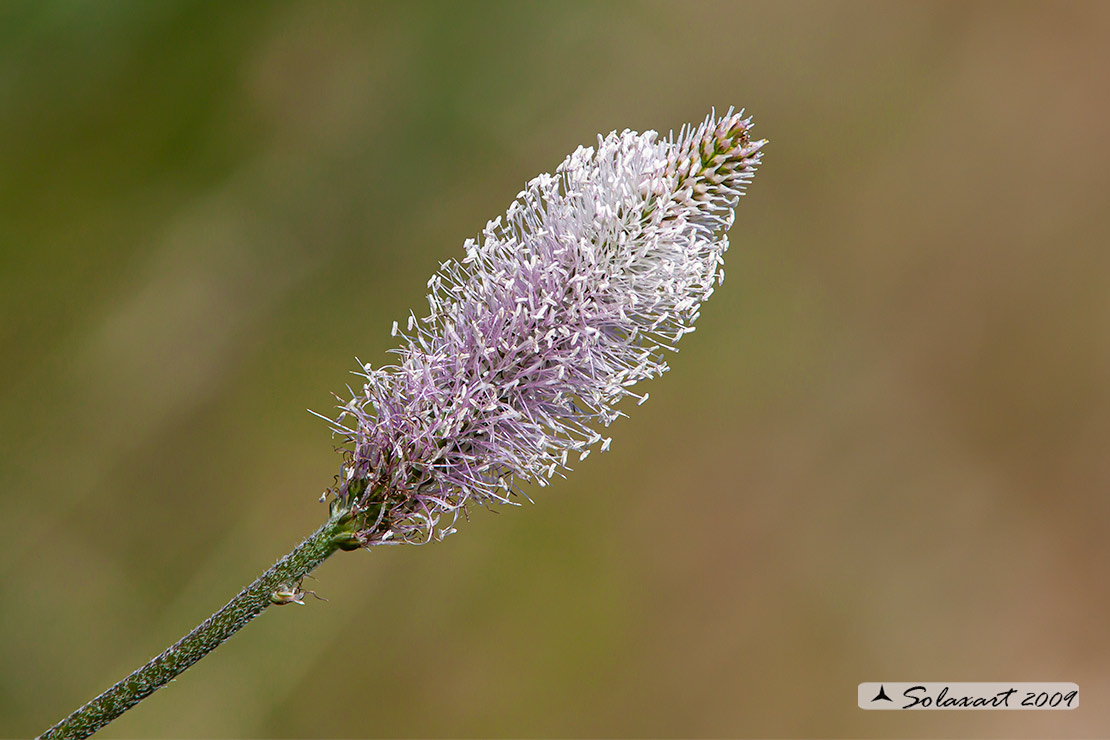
2,1 -> 1108,737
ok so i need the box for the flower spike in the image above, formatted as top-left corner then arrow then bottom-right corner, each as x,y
328,109 -> 765,545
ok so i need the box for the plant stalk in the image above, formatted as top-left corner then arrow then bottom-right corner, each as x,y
38,513 -> 358,739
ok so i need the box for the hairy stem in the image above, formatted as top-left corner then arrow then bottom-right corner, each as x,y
38,511 -> 360,739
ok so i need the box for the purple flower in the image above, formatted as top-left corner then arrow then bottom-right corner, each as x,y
326,109 -> 765,545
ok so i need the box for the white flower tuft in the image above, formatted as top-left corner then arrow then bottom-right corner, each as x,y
327,109 -> 766,545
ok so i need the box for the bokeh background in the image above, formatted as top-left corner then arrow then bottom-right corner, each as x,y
2,1 -> 1108,737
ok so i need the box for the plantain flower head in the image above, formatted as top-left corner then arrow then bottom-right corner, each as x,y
325,109 -> 765,545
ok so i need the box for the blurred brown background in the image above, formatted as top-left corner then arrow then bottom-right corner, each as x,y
2,1 -> 1108,737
